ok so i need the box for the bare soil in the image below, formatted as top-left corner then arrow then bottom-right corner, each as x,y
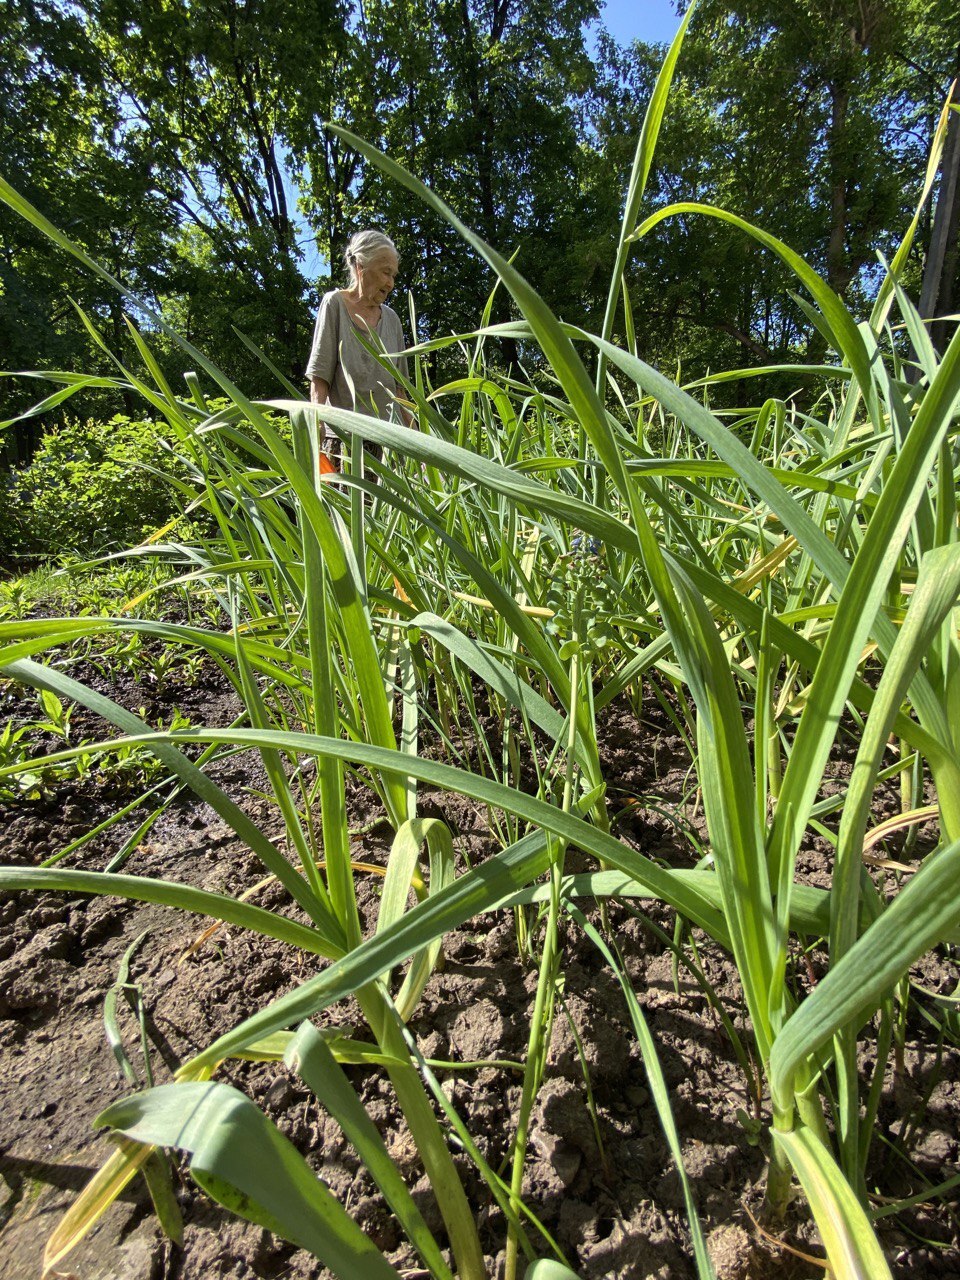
1,659 -> 958,1280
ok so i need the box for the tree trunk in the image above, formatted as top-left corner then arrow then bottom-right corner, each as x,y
453,0 -> 519,376
826,76 -> 851,293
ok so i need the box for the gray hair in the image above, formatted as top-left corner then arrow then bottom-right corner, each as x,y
343,229 -> 397,287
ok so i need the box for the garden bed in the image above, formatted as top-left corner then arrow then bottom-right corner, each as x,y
1,661 -> 957,1280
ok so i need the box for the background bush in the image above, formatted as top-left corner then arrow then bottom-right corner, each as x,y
0,415 -> 181,564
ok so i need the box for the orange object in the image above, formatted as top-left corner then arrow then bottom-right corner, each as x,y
319,451 -> 337,476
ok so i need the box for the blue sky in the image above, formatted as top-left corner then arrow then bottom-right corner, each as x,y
597,0 -> 683,47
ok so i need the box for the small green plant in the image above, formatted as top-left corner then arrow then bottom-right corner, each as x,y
34,688 -> 72,739
0,579 -> 30,620
0,720 -> 45,800
0,685 -> 190,801
0,688 -> 76,799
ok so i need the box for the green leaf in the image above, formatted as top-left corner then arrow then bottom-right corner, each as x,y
285,1022 -> 454,1280
568,904 -> 716,1280
377,818 -> 455,1021
768,318 -> 960,884
596,0 -> 698,388
409,611 -> 588,768
832,545 -> 960,965
524,1262 -> 583,1280
666,562 -> 778,1057
141,1151 -> 184,1247
770,835 -> 960,1109
870,90 -> 954,332
1,722 -> 731,961
1,655 -> 338,941
631,202 -> 879,426
772,1125 -> 892,1280
97,1081 -> 402,1278
0,867 -> 332,956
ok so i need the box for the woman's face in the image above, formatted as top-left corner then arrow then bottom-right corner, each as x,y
361,249 -> 398,303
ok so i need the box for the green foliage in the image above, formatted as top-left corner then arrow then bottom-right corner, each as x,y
0,415 -> 181,560
592,0 -> 957,378
0,682 -> 191,802
0,1 -> 181,438
2,18 -> 960,1280
3,0 -> 956,434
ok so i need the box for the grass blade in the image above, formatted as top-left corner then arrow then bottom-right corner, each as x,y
773,1125 -> 892,1280
285,1021 -> 454,1279
97,1082 -> 403,1277
0,867 -> 335,955
569,903 -> 716,1279
770,835 -> 960,1109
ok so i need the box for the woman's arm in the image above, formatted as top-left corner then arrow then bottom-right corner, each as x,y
305,293 -> 339,459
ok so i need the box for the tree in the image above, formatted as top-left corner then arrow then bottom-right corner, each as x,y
85,0 -> 348,386
590,0 -> 959,382
4,0 -> 955,442
0,0 -> 176,450
296,0 -> 606,373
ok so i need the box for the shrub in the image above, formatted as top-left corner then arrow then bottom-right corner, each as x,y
0,415 -> 181,563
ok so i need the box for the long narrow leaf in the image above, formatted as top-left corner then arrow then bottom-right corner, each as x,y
770,836 -> 960,1108
97,1082 -> 402,1278
772,1125 -> 892,1280
285,1022 -> 454,1279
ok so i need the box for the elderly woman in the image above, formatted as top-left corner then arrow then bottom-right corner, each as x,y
305,229 -> 411,461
